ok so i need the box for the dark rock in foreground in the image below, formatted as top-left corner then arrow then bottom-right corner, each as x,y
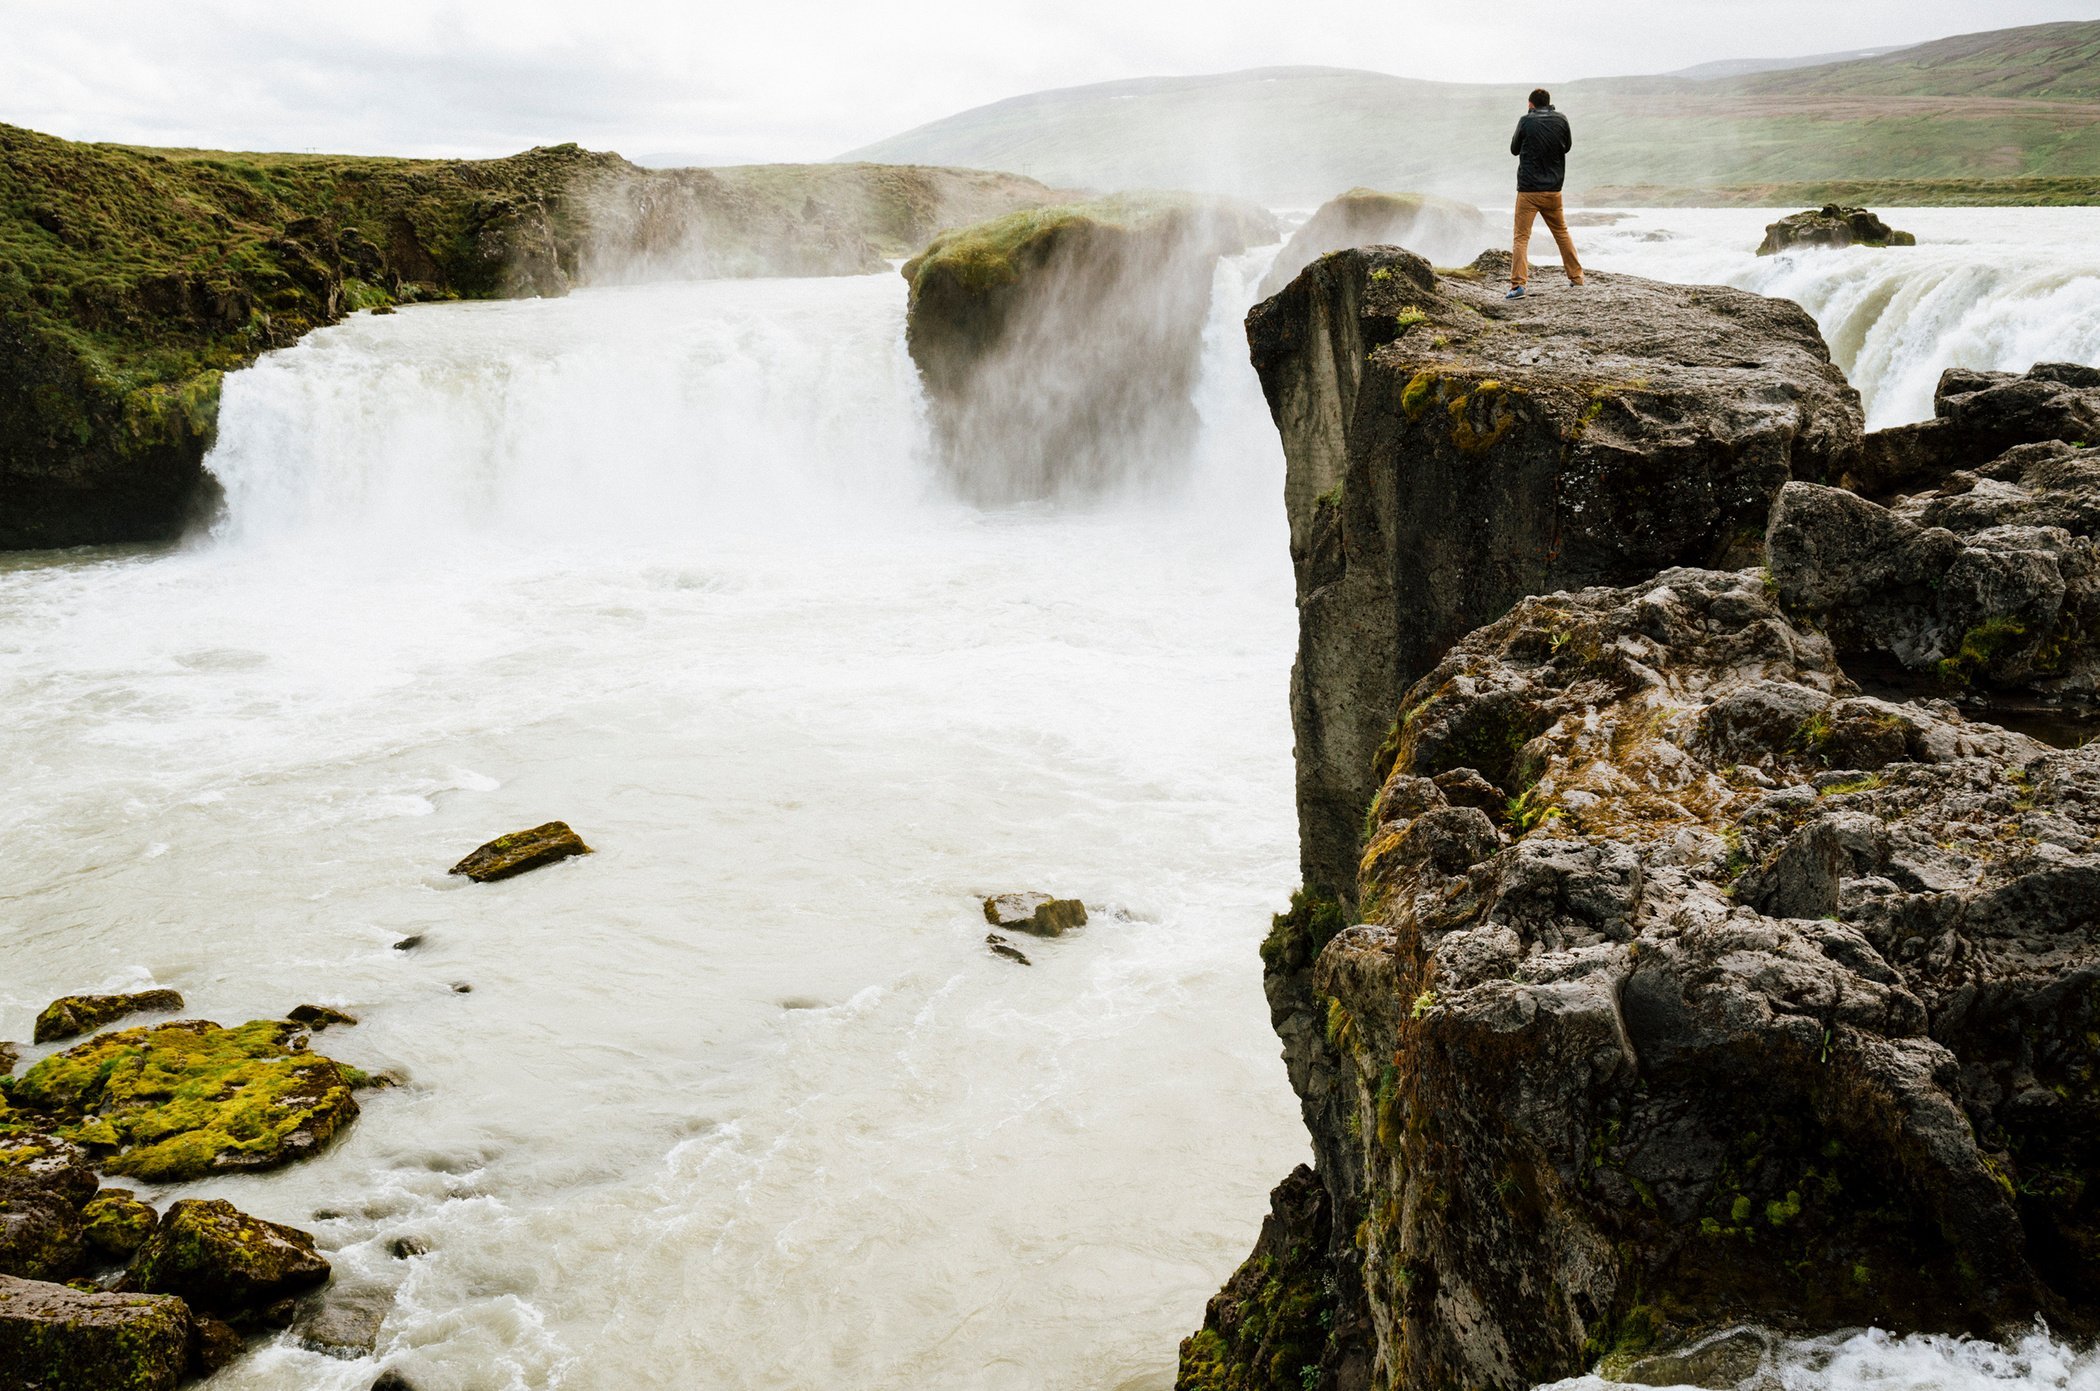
1249,244 -> 1862,909
903,194 -> 1276,502
80,1190 -> 158,1262
1850,362 -> 2100,500
0,1176 -> 84,1282
450,821 -> 593,882
32,989 -> 184,1044
0,1274 -> 190,1391
1773,439 -> 2100,698
126,1198 -> 331,1328
1256,188 -> 1488,298
982,892 -> 1088,937
1757,204 -> 1916,256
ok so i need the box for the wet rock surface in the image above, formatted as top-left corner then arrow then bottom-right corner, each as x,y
1756,205 -> 1916,256
903,194 -> 1276,502
449,820 -> 593,881
80,1190 -> 158,1262
1249,244 -> 1862,908
982,892 -> 1088,937
126,1198 -> 331,1328
1195,256 -> 2100,1391
0,1273 -> 191,1391
32,989 -> 184,1044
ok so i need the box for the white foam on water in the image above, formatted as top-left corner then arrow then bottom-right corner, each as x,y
5,217 -> 2095,1389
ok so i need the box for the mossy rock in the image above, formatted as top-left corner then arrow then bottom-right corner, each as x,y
125,1198 -> 329,1326
32,990 -> 185,1045
448,821 -> 592,882
0,1273 -> 190,1391
9,1020 -> 360,1182
80,1190 -> 157,1262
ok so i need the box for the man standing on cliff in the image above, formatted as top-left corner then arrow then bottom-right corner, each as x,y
1507,88 -> 1584,299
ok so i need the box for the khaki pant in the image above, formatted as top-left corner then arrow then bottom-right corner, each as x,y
1512,192 -> 1583,286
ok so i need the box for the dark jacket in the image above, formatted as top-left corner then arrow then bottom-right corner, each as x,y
1511,106 -> 1572,193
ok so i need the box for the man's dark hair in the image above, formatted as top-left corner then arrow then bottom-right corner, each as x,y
1529,88 -> 1552,108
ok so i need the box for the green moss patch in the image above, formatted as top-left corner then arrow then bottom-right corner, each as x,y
9,1020 -> 359,1182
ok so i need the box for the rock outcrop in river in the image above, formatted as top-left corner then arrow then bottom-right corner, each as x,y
902,194 -> 1275,502
0,121 -> 1060,548
1757,205 -> 1916,256
1186,247 -> 2100,1390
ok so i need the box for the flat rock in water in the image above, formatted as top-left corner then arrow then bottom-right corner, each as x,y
288,1004 -> 358,1030
293,1284 -> 390,1359
1757,204 -> 1915,256
126,1198 -> 330,1327
0,1273 -> 191,1391
449,821 -> 592,882
6,1019 -> 360,1182
982,892 -> 1088,937
32,989 -> 184,1044
985,934 -> 1032,966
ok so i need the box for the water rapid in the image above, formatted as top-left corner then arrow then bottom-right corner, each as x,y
5,212 -> 2099,1390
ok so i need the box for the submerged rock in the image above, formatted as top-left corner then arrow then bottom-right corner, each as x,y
0,1274 -> 191,1391
449,821 -> 593,882
79,1190 -> 158,1262
292,1283 -> 391,1359
1248,244 -> 1861,908
902,194 -> 1276,502
982,892 -> 1088,937
1756,204 -> 1916,256
1256,188 -> 1489,298
126,1198 -> 330,1328
7,1019 -> 360,1182
985,934 -> 1033,966
32,989 -> 184,1044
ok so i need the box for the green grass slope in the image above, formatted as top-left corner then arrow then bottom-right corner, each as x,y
841,21 -> 2100,205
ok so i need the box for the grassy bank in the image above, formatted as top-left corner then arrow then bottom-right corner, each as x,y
1581,176 -> 2100,207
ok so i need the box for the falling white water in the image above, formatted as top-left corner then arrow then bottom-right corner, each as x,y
1577,207 -> 2100,429
3,216 -> 2096,1391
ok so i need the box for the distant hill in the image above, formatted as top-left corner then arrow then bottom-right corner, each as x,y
841,21 -> 2100,205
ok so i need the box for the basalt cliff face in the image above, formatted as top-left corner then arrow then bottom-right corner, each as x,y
0,122 -> 1058,548
1185,247 -> 2100,1391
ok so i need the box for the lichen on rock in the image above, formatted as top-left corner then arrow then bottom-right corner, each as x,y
125,1198 -> 330,1328
449,820 -> 592,881
0,1273 -> 191,1391
32,989 -> 185,1045
7,1019 -> 360,1182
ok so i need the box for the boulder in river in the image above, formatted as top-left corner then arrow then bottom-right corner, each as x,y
982,892 -> 1088,937
32,988 -> 185,1044
126,1198 -> 330,1328
902,194 -> 1276,502
6,1019 -> 361,1182
0,1174 -> 85,1282
449,821 -> 593,881
287,1003 -> 359,1030
80,1189 -> 158,1262
1756,204 -> 1917,256
1848,363 -> 2100,500
0,1274 -> 191,1391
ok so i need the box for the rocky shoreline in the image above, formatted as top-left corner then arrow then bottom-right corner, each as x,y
1184,244 -> 2100,1389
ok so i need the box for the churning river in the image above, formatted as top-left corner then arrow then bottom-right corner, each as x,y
4,209 -> 2099,1391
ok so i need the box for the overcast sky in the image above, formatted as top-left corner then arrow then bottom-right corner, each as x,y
5,1 -> 2097,165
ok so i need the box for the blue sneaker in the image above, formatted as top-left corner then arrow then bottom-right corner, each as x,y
1505,285 -> 1526,299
